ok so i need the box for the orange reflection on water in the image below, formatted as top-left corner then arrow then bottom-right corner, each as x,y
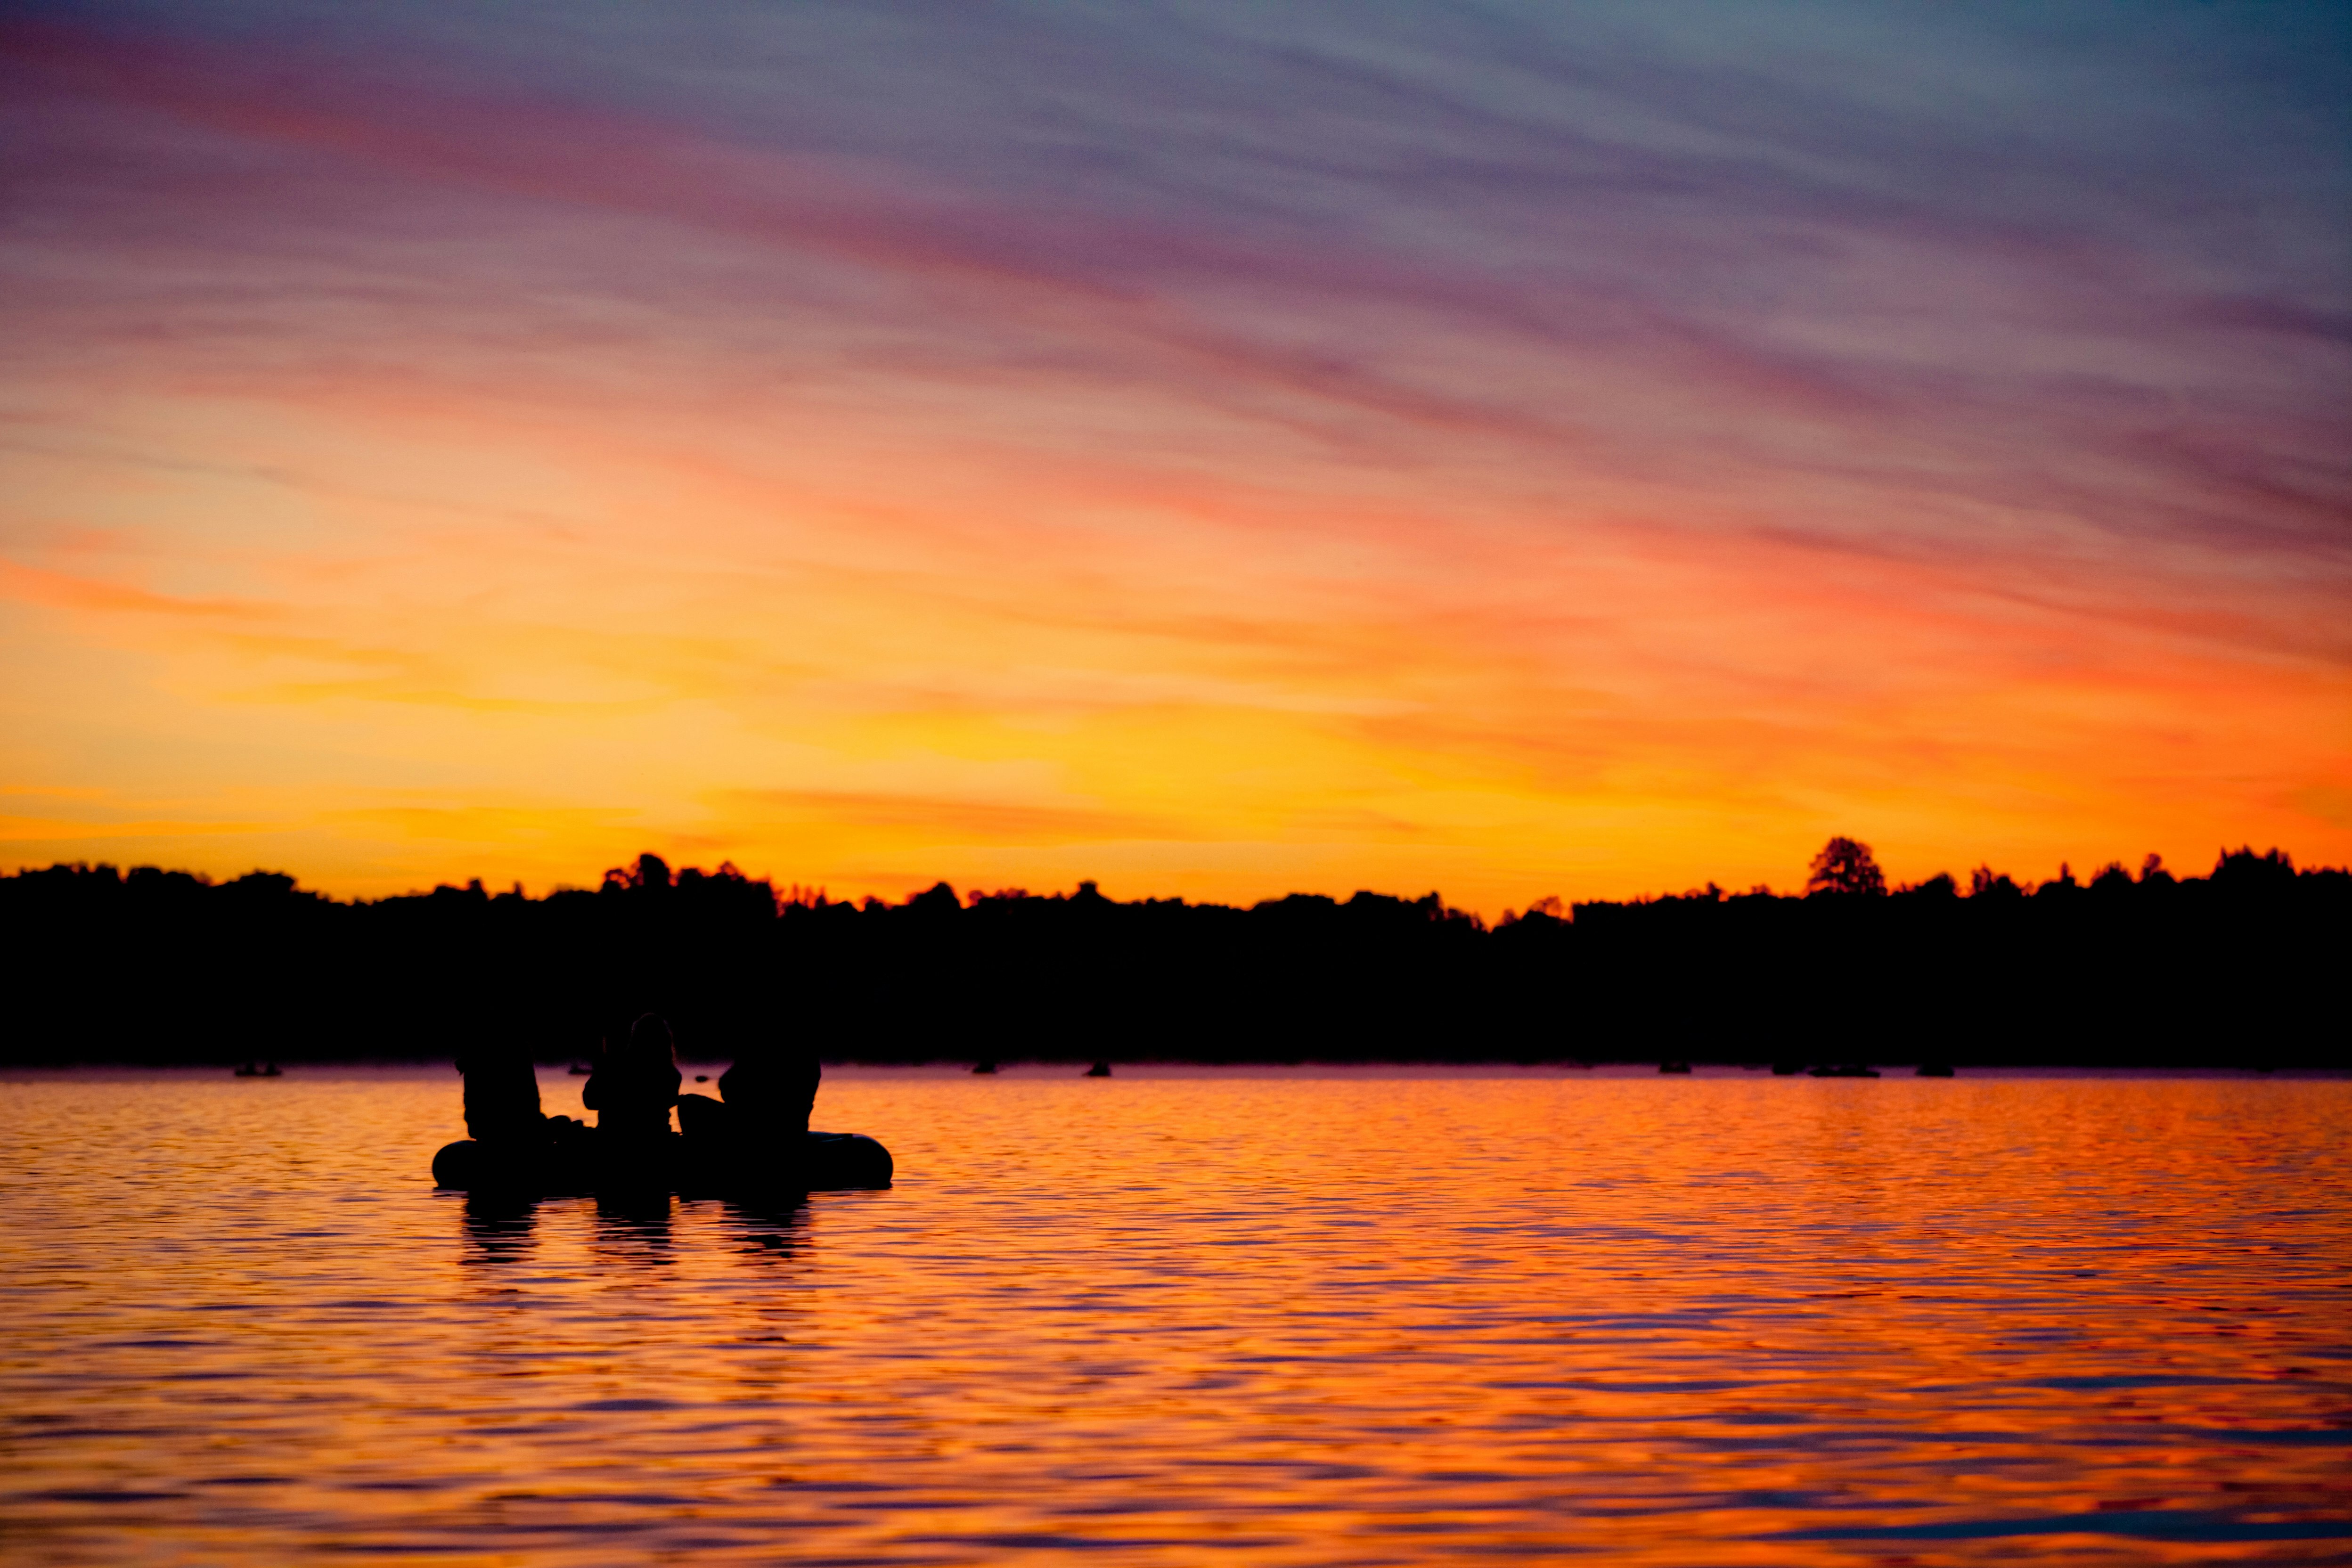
2,1068 -> 2347,1565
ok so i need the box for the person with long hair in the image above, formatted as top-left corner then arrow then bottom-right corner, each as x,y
454,1045 -> 547,1147
582,1013 -> 682,1141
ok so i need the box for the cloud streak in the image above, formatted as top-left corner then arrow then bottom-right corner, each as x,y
1,1 -> 2345,904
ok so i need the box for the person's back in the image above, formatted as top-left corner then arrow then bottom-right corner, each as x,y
455,1046 -> 546,1146
717,1050 -> 821,1138
583,1014 -> 682,1140
675,1044 -> 820,1186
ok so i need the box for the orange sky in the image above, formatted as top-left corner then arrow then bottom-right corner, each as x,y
2,7 -> 2346,912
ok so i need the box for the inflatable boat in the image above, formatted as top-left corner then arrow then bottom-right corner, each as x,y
432,1129 -> 893,1196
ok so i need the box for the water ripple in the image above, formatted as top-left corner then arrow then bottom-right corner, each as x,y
1,1067 -> 2346,1565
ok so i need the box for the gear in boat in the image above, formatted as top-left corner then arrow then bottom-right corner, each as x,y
432,1128 -> 892,1194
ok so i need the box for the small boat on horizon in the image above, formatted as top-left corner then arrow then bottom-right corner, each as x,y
232,1062 -> 282,1078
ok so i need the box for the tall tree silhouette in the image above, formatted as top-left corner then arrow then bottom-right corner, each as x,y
1807,837 -> 1886,897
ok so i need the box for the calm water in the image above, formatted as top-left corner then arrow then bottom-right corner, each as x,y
3,1068 -> 2347,1566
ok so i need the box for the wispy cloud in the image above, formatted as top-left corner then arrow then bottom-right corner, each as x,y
2,1 -> 2345,904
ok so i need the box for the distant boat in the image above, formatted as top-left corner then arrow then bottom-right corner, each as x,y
1085,1061 -> 1111,1078
1809,1064 -> 1880,1078
1658,1061 -> 1692,1074
233,1062 -> 282,1078
972,1061 -> 998,1074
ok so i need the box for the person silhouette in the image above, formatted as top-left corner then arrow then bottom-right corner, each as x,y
454,1045 -> 547,1147
677,1044 -> 821,1183
719,1050 -> 821,1137
583,1014 -> 682,1142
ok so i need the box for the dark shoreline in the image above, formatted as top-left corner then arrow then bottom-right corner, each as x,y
7,847 -> 2343,1070
8,1060 -> 2349,1078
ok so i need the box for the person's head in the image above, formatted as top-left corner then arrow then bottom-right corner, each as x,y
717,1054 -> 767,1105
626,1013 -> 676,1066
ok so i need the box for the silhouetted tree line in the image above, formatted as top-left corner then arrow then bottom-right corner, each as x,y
2,841 -> 2341,1067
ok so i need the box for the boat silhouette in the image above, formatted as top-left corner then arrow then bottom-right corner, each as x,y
432,1127 -> 892,1197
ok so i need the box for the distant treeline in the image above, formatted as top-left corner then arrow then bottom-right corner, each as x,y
2,842 -> 2342,1067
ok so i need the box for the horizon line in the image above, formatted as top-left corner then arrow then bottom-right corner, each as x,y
8,841 -> 2333,921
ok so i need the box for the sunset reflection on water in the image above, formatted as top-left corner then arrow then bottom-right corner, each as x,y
4,1069 -> 2346,1564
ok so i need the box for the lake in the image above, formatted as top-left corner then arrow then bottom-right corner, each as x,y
3,1067 -> 2346,1565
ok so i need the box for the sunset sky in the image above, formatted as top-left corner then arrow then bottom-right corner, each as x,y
3,1 -> 2346,912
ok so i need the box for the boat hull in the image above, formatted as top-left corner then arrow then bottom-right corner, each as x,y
432,1130 -> 893,1195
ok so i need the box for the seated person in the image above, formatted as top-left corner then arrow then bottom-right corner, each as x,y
454,1045 -> 547,1146
583,1014 -> 683,1140
678,1045 -> 821,1152
721,1050 -> 821,1135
